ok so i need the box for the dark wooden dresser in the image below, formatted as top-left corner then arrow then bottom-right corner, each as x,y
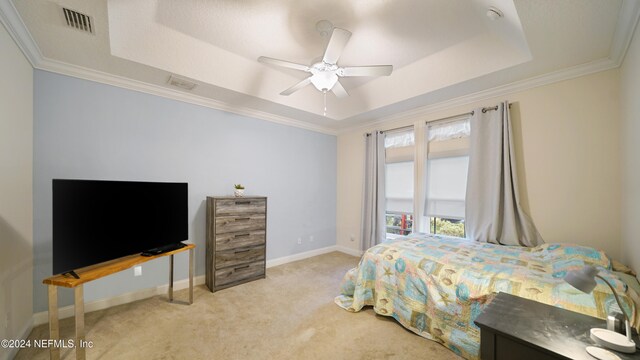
474,292 -> 640,360
206,196 -> 267,292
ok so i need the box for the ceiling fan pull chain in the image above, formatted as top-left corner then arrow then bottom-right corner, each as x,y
323,90 -> 327,116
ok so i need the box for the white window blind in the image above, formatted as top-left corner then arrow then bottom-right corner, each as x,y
425,156 -> 468,219
425,119 -> 470,220
385,130 -> 414,148
385,128 -> 415,214
428,119 -> 470,142
385,161 -> 414,213
385,129 -> 415,163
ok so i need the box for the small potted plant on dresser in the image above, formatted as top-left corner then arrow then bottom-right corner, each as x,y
234,184 -> 245,197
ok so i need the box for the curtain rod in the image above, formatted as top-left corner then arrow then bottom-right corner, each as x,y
365,124 -> 413,136
366,103 -> 512,135
380,124 -> 414,134
425,103 -> 511,125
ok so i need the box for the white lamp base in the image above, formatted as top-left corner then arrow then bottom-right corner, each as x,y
586,346 -> 621,360
590,328 -> 636,353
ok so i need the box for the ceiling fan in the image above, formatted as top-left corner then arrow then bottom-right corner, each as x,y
258,27 -> 393,99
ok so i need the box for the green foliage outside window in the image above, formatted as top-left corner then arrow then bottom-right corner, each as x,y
385,213 -> 465,238
430,217 -> 465,238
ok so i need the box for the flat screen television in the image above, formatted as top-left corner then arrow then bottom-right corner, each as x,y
52,179 -> 188,276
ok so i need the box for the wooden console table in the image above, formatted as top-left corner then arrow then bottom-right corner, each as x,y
42,243 -> 195,360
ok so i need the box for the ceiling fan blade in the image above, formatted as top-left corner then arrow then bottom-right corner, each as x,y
339,65 -> 393,77
280,77 -> 312,96
332,80 -> 349,98
322,28 -> 352,64
258,56 -> 310,72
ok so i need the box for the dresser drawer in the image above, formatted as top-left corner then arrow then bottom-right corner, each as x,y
215,215 -> 265,234
214,260 -> 265,287
215,198 -> 266,216
215,245 -> 266,269
206,196 -> 267,292
215,230 -> 265,251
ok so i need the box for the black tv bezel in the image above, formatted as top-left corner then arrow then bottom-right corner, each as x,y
52,179 -> 188,276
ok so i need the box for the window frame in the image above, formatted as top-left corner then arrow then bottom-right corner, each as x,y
383,128 -> 415,239
420,117 -> 471,238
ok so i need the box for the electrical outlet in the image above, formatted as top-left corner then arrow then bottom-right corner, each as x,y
297,237 -> 302,245
309,236 -> 314,242
134,266 -> 142,277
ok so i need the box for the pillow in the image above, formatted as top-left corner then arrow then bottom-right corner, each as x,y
536,243 -> 611,269
612,259 -> 637,276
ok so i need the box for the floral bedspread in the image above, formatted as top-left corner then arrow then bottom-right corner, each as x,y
335,234 -> 638,360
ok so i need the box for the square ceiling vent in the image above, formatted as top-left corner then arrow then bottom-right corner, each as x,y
62,8 -> 94,34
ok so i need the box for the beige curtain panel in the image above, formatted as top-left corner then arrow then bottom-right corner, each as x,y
465,102 -> 544,247
361,131 -> 387,251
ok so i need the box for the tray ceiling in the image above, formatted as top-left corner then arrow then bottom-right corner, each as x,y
2,0 -> 638,133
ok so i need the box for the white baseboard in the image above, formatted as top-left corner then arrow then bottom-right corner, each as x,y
32,245 -> 361,327
265,245 -> 340,268
33,275 -> 206,326
334,245 -> 364,257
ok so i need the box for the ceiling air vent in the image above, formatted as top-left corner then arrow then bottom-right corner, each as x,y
62,8 -> 94,34
167,75 -> 197,91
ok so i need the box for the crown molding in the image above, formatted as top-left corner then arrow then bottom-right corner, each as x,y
0,0 -> 40,66
340,0 -> 640,134
37,57 -> 339,135
0,1 -> 338,136
338,57 -> 619,135
2,0 -> 639,137
30,51 -> 619,140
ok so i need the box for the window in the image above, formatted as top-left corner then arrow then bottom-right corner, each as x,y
386,212 -> 414,236
385,129 -> 414,238
380,120 -> 470,239
424,118 -> 469,237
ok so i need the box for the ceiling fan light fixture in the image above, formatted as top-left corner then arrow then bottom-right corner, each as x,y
257,25 -> 392,103
310,71 -> 339,91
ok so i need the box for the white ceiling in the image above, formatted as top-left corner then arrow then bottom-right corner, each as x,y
2,0 -> 639,133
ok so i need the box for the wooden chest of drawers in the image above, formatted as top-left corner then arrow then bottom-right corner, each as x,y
206,196 -> 267,292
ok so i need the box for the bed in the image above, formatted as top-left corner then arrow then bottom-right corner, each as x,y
335,234 -> 640,360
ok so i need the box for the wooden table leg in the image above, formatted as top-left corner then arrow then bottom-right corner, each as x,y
75,285 -> 86,360
169,254 -> 174,302
189,247 -> 194,304
48,285 -> 60,360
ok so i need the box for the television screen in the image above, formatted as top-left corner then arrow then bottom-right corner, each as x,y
53,179 -> 188,275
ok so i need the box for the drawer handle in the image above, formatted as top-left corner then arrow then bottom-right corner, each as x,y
235,217 -> 250,221
235,233 -> 251,238
234,265 -> 250,271
235,249 -> 251,254
235,200 -> 251,205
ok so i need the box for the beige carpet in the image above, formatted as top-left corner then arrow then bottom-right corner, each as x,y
17,252 -> 462,360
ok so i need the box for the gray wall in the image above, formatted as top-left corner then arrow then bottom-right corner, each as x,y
33,70 -> 336,312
